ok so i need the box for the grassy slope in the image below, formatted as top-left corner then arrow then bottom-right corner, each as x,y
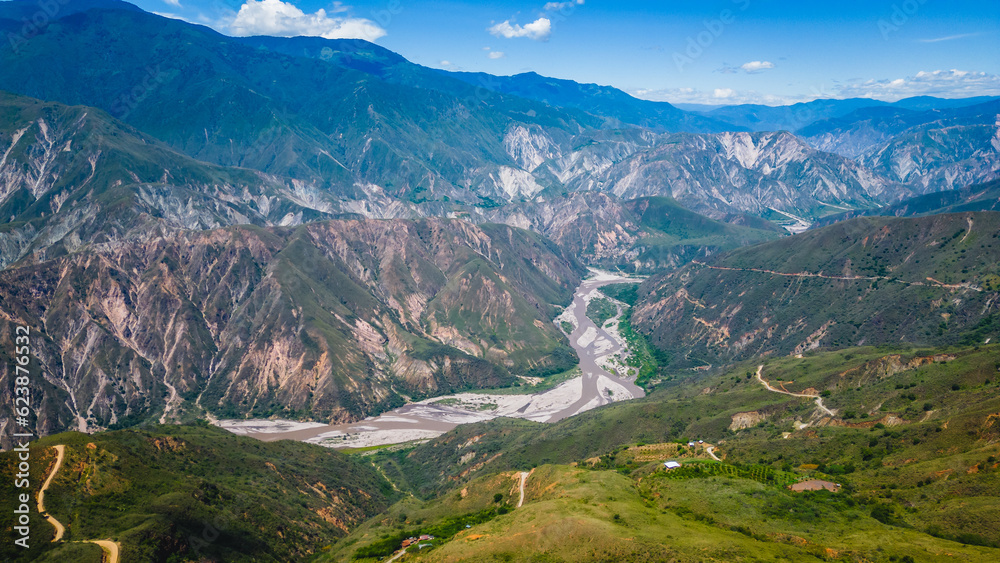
351,344 -> 1000,561
0,424 -> 398,562
625,196 -> 782,270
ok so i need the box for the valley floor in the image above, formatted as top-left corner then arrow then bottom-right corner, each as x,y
216,270 -> 645,448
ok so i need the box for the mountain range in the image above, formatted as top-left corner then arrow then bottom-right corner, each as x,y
1,0 -> 998,226
1,1 -> 1000,561
1,0 -> 999,439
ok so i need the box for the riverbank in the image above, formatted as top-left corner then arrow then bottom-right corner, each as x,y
216,269 -> 646,448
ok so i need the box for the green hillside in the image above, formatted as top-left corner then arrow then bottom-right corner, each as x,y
0,1 -> 596,204
633,212 -> 1000,367
0,424 -> 398,562
816,179 -> 1000,227
322,344 -> 1000,562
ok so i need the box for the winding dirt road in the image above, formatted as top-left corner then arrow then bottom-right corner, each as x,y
38,445 -> 65,542
755,365 -> 835,417
38,445 -> 121,563
90,540 -> 120,562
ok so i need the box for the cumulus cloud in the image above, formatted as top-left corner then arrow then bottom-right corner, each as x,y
488,51 -> 506,59
229,0 -> 386,41
740,60 -> 775,73
489,18 -> 552,41
543,0 -> 584,11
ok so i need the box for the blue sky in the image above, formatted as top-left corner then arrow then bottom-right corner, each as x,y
134,0 -> 1000,105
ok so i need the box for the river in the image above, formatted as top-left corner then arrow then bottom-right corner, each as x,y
216,269 -> 645,448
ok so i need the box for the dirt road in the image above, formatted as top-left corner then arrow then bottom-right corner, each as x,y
517,471 -> 530,508
755,365 -> 835,417
91,540 -> 120,563
691,261 -> 981,292
38,444 -> 121,563
38,445 -> 65,542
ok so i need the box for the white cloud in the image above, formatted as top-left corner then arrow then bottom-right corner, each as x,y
835,69 -> 1000,101
631,87 -> 798,106
163,0 -> 182,7
543,0 -> 584,11
489,18 -> 552,41
229,0 -> 386,41
919,33 -> 980,43
631,69 -> 1000,107
740,60 -> 775,73
488,51 -> 506,59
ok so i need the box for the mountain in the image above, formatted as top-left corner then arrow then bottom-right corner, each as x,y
3,0 -> 987,227
444,70 -> 741,133
482,193 -> 781,272
0,91 -> 361,270
801,100 -> 1000,169
0,424 -> 398,562
0,218 -> 583,442
0,0 -> 599,206
230,36 -> 742,134
325,343 -> 1000,561
813,178 -> 1000,227
694,98 -> 893,133
632,212 -> 1000,368
526,128 -> 899,219
859,108 -> 1000,193
690,96 -> 999,133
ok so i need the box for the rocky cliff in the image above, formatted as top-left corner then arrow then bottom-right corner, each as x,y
0,218 -> 583,444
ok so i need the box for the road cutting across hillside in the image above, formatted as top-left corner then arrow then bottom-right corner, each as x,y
38,445 -> 121,563
755,365 -> 835,417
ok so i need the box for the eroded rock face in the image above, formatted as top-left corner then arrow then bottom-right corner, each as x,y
730,411 -> 767,431
0,218 -> 583,444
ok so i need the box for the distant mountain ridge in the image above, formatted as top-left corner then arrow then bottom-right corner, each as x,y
1,0 -> 997,225
813,178 -> 1000,227
0,91 -> 350,270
